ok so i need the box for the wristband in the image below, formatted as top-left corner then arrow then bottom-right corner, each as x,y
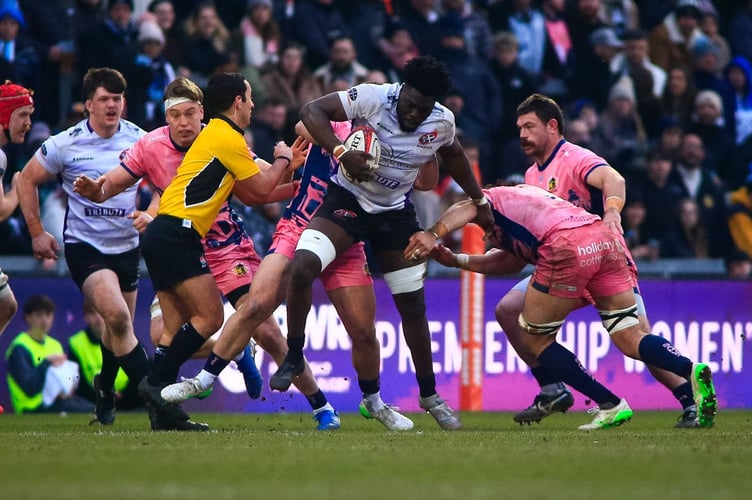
427,221 -> 448,240
472,196 -> 489,206
142,212 -> 154,222
332,144 -> 348,160
456,253 -> 470,269
605,196 -> 624,212
100,184 -> 106,202
275,156 -> 292,167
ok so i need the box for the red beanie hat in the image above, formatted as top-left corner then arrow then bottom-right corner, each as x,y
0,81 -> 34,130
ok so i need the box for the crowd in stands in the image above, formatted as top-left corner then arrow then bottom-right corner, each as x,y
0,0 -> 751,278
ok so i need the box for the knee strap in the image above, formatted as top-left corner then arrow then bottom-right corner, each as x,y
383,264 -> 426,294
296,229 -> 337,271
598,304 -> 639,334
518,313 -> 564,336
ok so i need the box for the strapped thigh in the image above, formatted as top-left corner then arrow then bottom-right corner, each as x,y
598,304 -> 639,334
518,313 -> 564,336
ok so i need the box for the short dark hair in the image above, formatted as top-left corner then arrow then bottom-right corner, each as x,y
23,294 -> 55,316
646,147 -> 672,163
164,76 -> 203,103
402,55 -> 452,100
82,67 -> 127,100
621,29 -> 647,41
204,72 -> 247,118
516,93 -> 565,135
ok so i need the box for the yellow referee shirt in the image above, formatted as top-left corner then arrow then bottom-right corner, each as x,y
158,116 -> 260,236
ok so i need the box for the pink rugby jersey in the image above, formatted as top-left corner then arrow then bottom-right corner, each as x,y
483,184 -> 599,264
119,126 -> 256,264
524,139 -> 609,215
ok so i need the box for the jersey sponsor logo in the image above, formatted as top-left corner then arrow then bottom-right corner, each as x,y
376,122 -> 396,135
41,143 -> 47,156
418,130 -> 438,146
333,208 -> 357,219
84,207 -> 127,217
373,172 -> 400,189
547,176 -> 557,191
348,87 -> 358,101
69,127 -> 83,137
72,156 -> 94,162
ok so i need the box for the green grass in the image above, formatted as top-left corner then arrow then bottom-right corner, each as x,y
1,410 -> 750,500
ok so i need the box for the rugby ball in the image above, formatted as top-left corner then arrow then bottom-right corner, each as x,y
341,125 -> 381,182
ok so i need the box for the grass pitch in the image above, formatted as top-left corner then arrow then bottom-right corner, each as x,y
1,410 -> 749,500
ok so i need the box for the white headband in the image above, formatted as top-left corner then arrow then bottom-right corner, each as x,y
164,97 -> 198,112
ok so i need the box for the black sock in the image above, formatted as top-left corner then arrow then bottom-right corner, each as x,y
153,344 -> 168,372
204,352 -> 231,376
416,374 -> 436,398
538,343 -> 620,407
672,381 -> 695,410
531,365 -> 557,386
116,344 -> 150,385
286,336 -> 305,363
98,345 -> 119,390
149,323 -> 205,385
358,377 -> 380,396
638,335 -> 693,379
305,389 -> 328,411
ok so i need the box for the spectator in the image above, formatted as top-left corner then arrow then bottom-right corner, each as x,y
499,0 -> 547,81
612,29 -> 666,98
233,0 -> 280,70
289,0 -> 349,69
590,75 -> 647,173
440,0 -> 493,59
657,121 -> 684,162
248,97 -> 287,161
662,66 -> 696,129
687,90 -> 735,186
127,20 -> 175,129
725,56 -> 752,146
0,2 -> 42,100
4,294 -> 91,414
648,0 -> 704,72
313,36 -> 369,94
399,0 -> 443,58
667,133 -> 732,257
376,18 -> 420,82
698,10 -> 730,73
565,118 -> 592,148
629,147 -> 685,240
622,196 -> 660,260
599,0 -> 639,35
539,0 -> 572,99
490,32 -> 536,145
660,197 -> 711,257
147,0 -> 182,68
690,36 -> 735,127
630,63 -> 664,141
18,0 -> 76,127
337,0 -> 388,70
78,0 -> 139,86
67,298 -> 141,410
728,172 -> 752,258
564,0 -> 608,73
261,43 -> 323,118
178,1 -> 234,88
437,13 -> 500,183
568,26 -> 621,109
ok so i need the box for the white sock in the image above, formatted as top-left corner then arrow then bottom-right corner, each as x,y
196,369 -> 217,389
364,391 -> 385,412
313,402 -> 334,416
233,350 -> 245,362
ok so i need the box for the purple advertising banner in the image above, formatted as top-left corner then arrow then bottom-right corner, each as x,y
0,276 -> 750,414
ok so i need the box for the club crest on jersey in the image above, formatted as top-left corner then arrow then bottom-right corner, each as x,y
119,149 -> 128,161
418,130 -> 438,146
233,263 -> 248,276
333,208 -> 357,219
547,177 -> 558,191
348,87 -> 358,101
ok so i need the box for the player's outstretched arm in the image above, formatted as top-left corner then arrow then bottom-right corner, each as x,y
432,245 -> 527,275
73,166 -> 139,203
404,199 -> 478,260
17,156 -> 59,260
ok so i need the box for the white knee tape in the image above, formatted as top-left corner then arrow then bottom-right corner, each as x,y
150,296 -> 162,319
296,229 -> 337,271
598,304 -> 639,334
383,264 -> 426,294
518,313 -> 564,336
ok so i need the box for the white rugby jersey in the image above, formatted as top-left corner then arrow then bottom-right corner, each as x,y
35,119 -> 146,254
336,83 -> 455,213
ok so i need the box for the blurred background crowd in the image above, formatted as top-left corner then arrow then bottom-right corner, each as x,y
0,0 -> 751,278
